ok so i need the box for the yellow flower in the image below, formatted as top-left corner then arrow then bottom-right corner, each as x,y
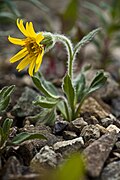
8,19 -> 44,76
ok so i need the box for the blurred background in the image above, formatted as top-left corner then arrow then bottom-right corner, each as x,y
1,0 -> 120,82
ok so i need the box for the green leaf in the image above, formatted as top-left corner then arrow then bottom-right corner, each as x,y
2,118 -> 13,136
62,74 -> 75,109
84,2 -> 108,26
0,12 -> 15,22
55,152 -> 85,180
57,101 -> 67,120
74,28 -> 101,56
34,96 -> 60,109
0,85 -> 15,112
111,0 -> 120,19
0,127 -> 4,147
37,72 -> 59,96
61,0 -> 78,31
74,73 -> 86,102
1,118 -> 13,146
11,132 -> 46,145
38,108 -> 56,126
32,76 -> 59,99
4,0 -> 21,17
88,71 -> 107,94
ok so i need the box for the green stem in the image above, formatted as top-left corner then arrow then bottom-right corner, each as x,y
53,34 -> 73,78
61,96 -> 71,121
75,96 -> 86,118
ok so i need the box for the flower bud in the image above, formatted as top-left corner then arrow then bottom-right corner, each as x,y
41,32 -> 55,53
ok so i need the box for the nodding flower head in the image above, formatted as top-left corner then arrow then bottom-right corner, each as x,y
8,19 -> 45,76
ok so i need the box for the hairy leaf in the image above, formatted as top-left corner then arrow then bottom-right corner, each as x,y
0,85 -> 15,112
63,74 -> 75,109
74,28 -> 101,56
88,71 -> 107,94
32,76 -> 59,99
34,96 -> 60,109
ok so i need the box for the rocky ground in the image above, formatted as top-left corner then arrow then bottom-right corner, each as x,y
0,67 -> 120,179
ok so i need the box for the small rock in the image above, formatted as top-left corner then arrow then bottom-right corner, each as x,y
53,137 -> 84,156
68,117 -> 88,134
101,161 -> 120,180
3,156 -> 22,179
81,97 -> 110,120
31,145 -> 59,170
53,120 -> 69,135
115,141 -> 120,149
81,125 -> 100,142
63,131 -> 77,140
106,124 -> 120,133
111,97 -> 120,118
83,132 -> 117,178
101,117 -> 114,128
96,124 -> 107,134
11,87 -> 41,117
96,73 -> 120,99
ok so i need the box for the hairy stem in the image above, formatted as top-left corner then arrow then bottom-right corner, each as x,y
53,34 -> 74,78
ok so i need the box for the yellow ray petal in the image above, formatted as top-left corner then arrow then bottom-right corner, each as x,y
8,36 -> 25,46
36,33 -> 44,44
36,47 -> 44,64
29,22 -> 37,37
35,51 -> 44,72
16,55 -> 31,71
26,22 -> 32,37
17,19 -> 28,37
28,58 -> 36,76
10,48 -> 27,63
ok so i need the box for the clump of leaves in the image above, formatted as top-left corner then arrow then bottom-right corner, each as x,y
84,0 -> 120,69
32,29 -> 107,125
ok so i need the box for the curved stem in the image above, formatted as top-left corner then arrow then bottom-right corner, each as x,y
53,34 -> 73,78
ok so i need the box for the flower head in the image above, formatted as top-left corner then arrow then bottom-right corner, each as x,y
8,19 -> 44,76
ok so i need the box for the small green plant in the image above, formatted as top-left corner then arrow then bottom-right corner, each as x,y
0,85 -> 46,154
32,29 -> 107,124
0,118 -> 46,154
84,0 -> 120,69
8,19 -> 107,125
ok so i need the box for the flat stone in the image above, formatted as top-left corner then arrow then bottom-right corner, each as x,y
53,137 -> 84,156
81,125 -> 100,142
11,87 -> 41,117
83,132 -> 117,178
101,161 -> 120,180
63,131 -> 77,140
